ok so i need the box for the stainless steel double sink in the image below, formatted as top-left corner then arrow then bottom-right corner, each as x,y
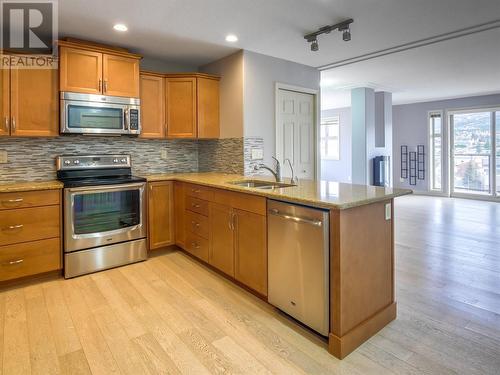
228,180 -> 296,190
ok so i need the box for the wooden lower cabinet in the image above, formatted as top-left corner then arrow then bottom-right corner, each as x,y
0,189 -> 62,283
148,181 -> 174,250
234,209 -> 268,296
209,202 -> 234,277
174,182 -> 186,248
171,183 -> 268,296
0,205 -> 60,246
0,238 -> 60,282
185,232 -> 209,262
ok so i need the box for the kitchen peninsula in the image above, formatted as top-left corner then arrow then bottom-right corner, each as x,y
0,172 -> 410,359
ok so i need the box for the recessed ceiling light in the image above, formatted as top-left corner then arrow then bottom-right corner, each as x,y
113,24 -> 128,32
225,34 -> 238,43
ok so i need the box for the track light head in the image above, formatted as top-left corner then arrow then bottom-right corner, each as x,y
342,28 -> 351,41
310,38 -> 319,51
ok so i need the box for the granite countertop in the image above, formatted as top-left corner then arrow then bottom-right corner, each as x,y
142,172 -> 412,210
0,180 -> 64,193
0,173 -> 411,209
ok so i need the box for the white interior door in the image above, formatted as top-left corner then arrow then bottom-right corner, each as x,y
276,89 -> 315,180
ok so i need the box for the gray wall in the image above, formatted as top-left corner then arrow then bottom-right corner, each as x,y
393,93 -> 500,192
200,51 -> 244,138
243,50 -> 320,167
140,57 -> 197,73
320,107 -> 352,182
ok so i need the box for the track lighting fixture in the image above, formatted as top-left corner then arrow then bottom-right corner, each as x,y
310,37 -> 319,51
304,18 -> 353,51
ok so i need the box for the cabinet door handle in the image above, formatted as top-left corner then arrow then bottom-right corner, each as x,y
3,259 -> 24,266
192,204 -> 201,209
99,79 -> 102,92
191,221 -> 200,228
2,224 -> 24,231
104,80 -> 108,93
3,117 -> 8,132
11,117 -> 16,133
192,189 -> 201,193
191,242 -> 200,249
1,198 -> 23,204
232,212 -> 237,230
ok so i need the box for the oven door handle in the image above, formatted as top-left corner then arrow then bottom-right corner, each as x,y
65,182 -> 146,193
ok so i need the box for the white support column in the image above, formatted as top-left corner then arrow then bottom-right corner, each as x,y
351,87 -> 375,185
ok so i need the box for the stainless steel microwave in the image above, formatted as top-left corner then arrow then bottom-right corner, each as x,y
60,92 -> 141,135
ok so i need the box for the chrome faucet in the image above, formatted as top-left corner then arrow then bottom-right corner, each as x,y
254,156 -> 282,182
284,158 -> 298,185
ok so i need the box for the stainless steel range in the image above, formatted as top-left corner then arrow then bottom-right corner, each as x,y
57,155 -> 147,278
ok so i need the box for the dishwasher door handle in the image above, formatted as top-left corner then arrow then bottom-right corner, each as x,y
268,208 -> 323,227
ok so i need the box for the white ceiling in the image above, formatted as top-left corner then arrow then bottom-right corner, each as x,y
321,26 -> 500,108
59,0 -> 500,104
59,0 -> 500,66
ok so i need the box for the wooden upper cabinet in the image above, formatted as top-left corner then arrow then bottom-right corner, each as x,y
10,68 -> 59,137
166,77 -> 197,138
148,181 -> 175,250
0,69 -> 9,136
59,40 -> 141,97
59,47 -> 103,94
234,209 -> 268,296
209,202 -> 235,277
140,73 -> 165,138
103,54 -> 140,98
197,77 -> 220,139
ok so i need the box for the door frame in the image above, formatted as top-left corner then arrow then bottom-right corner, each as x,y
448,106 -> 500,202
275,83 -> 320,180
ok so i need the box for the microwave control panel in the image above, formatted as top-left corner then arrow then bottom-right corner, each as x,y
129,109 -> 139,131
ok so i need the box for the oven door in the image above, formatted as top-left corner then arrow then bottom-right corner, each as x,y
64,182 -> 147,252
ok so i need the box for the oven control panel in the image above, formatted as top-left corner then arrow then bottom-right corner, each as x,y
57,155 -> 132,170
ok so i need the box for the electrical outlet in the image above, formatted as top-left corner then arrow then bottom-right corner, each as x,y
251,148 -> 264,160
0,150 -> 7,164
160,150 -> 168,160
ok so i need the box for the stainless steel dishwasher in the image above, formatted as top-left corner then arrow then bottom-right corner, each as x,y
267,200 -> 330,336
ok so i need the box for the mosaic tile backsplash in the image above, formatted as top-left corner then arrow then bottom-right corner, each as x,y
0,136 -> 266,183
0,136 -> 198,182
198,138 -> 244,174
244,137 -> 265,176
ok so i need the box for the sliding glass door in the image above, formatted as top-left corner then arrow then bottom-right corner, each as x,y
450,110 -> 499,199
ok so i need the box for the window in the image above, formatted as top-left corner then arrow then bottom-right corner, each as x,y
450,109 -> 500,197
320,116 -> 340,160
429,112 -> 443,191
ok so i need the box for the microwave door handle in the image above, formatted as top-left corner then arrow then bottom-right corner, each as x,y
124,108 -> 129,131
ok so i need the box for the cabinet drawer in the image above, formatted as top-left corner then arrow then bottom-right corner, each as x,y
0,190 -> 60,210
185,184 -> 213,201
0,238 -> 61,282
185,210 -> 209,239
212,189 -> 266,215
0,206 -> 60,246
185,196 -> 209,216
185,232 -> 209,262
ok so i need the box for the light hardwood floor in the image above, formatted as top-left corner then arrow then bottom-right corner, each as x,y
1,195 -> 499,374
